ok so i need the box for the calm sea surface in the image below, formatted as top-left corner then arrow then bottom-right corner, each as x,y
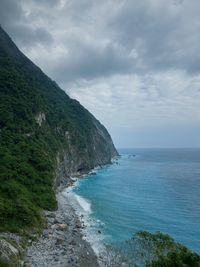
73,148 -> 200,252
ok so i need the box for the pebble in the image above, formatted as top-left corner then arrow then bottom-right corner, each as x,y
24,190 -> 99,267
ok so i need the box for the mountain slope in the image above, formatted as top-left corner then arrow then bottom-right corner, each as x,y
0,26 -> 118,233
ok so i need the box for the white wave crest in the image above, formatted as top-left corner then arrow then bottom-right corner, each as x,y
74,194 -> 92,214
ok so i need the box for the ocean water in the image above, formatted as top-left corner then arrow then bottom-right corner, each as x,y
73,148 -> 200,253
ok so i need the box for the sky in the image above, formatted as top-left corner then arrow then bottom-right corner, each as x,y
1,0 -> 200,148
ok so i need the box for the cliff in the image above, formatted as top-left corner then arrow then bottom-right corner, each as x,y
0,26 -> 118,237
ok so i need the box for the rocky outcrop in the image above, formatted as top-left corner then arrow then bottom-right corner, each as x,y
55,117 -> 118,187
0,239 -> 20,265
35,112 -> 46,126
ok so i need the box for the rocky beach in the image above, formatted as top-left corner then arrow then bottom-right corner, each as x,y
24,182 -> 100,267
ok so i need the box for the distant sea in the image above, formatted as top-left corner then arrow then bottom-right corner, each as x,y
72,148 -> 200,253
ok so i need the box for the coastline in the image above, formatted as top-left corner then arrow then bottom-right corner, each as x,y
24,181 -> 100,267
64,179 -> 106,257
23,163 -> 114,267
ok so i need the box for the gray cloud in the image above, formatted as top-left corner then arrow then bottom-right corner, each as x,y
0,0 -> 23,27
0,0 -> 53,47
0,0 -> 200,147
9,24 -> 53,47
30,0 -> 59,6
1,0 -> 200,78
107,0 -> 200,74
53,40 -> 133,82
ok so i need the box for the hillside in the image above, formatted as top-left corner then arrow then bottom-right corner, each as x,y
0,26 -> 118,234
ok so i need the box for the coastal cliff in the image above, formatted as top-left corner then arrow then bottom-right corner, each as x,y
0,27 -> 118,265
56,118 -> 118,188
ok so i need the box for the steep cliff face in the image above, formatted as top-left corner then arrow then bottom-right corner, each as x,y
56,117 -> 118,186
0,26 -> 118,233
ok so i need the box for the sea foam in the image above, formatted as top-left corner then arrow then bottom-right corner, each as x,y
62,187 -> 106,257
74,194 -> 92,214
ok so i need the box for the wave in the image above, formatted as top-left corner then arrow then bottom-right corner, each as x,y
74,194 -> 92,214
62,188 -> 106,256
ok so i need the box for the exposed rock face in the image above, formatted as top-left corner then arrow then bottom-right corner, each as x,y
0,239 -> 19,264
35,112 -> 46,126
56,120 -> 118,187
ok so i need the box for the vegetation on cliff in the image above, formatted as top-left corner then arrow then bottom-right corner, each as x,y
0,26 -> 117,234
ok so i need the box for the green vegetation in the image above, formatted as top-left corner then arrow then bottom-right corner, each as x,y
0,259 -> 23,267
148,245 -> 200,267
0,258 -> 19,267
0,259 -> 9,267
111,231 -> 200,267
135,231 -> 200,266
0,27 -> 112,234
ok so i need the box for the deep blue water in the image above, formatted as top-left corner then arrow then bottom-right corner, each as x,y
73,148 -> 200,253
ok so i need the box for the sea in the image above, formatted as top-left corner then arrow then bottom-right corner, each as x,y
71,148 -> 200,253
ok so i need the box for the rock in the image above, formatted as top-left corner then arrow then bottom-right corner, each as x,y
69,240 -> 76,246
75,223 -> 81,229
43,230 -> 49,238
0,239 -> 19,263
51,224 -> 57,230
57,224 -> 68,231
55,238 -> 64,245
24,262 -> 32,267
45,211 -> 55,218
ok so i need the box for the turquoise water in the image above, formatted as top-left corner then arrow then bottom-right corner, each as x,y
73,148 -> 200,252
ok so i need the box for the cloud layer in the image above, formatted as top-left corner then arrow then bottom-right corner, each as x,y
1,0 -> 200,147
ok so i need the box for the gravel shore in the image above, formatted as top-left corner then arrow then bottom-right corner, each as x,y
24,186 -> 100,267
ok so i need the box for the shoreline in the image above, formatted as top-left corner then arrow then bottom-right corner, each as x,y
23,162 -> 115,267
24,183 -> 100,267
63,183 -> 106,257
24,159 -> 119,267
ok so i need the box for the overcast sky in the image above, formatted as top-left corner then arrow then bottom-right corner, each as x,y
1,0 -> 200,148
